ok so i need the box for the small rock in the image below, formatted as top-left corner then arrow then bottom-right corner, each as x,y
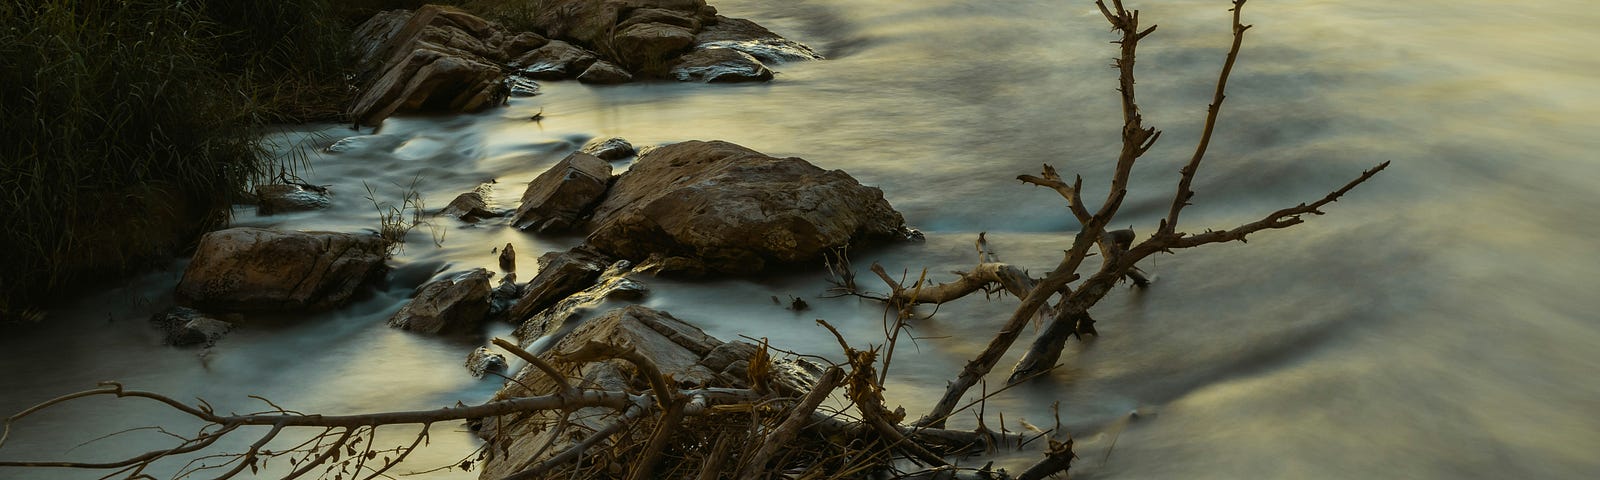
499,243 -> 516,272
579,137 -> 636,161
388,269 -> 493,335
669,48 -> 773,83
150,307 -> 234,347
441,184 -> 501,221
466,347 -> 509,378
513,260 -> 649,339
576,61 -> 633,85
512,153 -> 613,233
255,183 -> 330,215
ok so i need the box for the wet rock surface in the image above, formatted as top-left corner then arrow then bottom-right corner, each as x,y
465,347 -> 508,378
511,153 -> 612,233
505,247 -> 613,323
512,260 -> 648,340
583,140 -> 909,274
669,47 -> 773,82
388,268 -> 493,335
440,183 -> 502,221
579,137 -> 636,160
176,228 -> 387,312
513,40 -> 600,80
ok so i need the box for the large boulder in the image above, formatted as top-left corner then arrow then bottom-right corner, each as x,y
611,22 -> 696,73
583,141 -> 909,274
349,6 -> 511,126
511,153 -> 613,233
388,268 -> 493,335
176,228 -> 387,312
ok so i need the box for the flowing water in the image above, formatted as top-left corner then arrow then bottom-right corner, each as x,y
4,0 -> 1598,478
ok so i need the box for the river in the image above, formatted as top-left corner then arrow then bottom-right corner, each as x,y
3,0 -> 1597,478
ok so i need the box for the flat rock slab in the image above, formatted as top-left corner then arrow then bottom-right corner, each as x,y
176,228 -> 387,312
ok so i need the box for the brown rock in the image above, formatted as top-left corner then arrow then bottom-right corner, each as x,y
388,268 -> 493,335
669,47 -> 773,83
498,32 -> 551,62
584,141 -> 907,274
440,183 -> 500,221
499,243 -> 516,272
576,60 -> 633,84
521,0 -> 708,48
512,259 -> 648,340
505,247 -> 613,322
512,153 -> 613,233
176,228 -> 387,311
579,136 -> 636,160
610,22 -> 696,72
513,40 -> 599,80
694,15 -> 823,63
348,6 -> 512,126
618,8 -> 702,32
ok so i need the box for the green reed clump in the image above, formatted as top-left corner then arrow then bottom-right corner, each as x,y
0,0 -> 437,316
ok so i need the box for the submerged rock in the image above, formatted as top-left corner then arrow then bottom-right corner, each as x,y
176,228 -> 387,312
388,268 -> 493,335
579,136 -> 636,160
669,47 -> 773,82
511,153 -> 613,233
255,183 -> 330,215
584,140 -> 909,274
466,347 -> 509,378
150,307 -> 234,347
